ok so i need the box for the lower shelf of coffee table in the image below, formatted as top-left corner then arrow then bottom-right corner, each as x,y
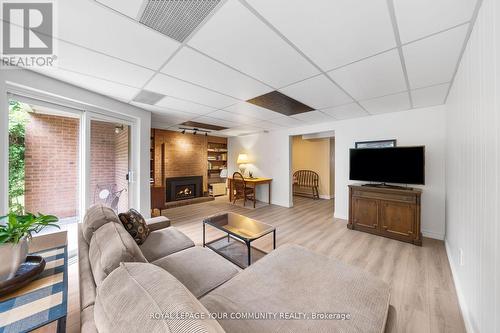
205,236 -> 267,268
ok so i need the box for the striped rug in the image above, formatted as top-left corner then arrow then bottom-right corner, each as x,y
0,245 -> 68,333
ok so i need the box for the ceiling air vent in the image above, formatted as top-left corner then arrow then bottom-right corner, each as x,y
140,0 -> 221,43
132,90 -> 165,105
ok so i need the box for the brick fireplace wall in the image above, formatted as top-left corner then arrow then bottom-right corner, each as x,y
152,129 -> 209,192
24,113 -> 79,218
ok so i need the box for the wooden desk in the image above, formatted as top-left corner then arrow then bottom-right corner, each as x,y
228,177 -> 272,207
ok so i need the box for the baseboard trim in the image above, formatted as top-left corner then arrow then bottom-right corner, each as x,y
445,241 -> 474,333
421,230 -> 444,240
319,194 -> 333,200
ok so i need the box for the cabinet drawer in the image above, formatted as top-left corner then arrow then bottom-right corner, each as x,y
352,190 -> 416,204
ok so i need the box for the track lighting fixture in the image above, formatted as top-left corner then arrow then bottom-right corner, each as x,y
179,127 -> 210,136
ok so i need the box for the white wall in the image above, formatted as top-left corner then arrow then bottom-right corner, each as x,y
229,105 -> 447,239
228,130 -> 291,207
0,69 -> 152,217
445,0 -> 500,331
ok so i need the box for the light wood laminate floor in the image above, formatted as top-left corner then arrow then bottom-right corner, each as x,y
42,195 -> 465,333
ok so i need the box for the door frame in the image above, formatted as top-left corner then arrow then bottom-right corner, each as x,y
84,112 -> 136,214
2,85 -> 138,220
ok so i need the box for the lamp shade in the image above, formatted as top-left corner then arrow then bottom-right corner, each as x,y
237,153 -> 249,164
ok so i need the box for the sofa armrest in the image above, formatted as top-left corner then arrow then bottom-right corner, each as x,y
146,216 -> 171,232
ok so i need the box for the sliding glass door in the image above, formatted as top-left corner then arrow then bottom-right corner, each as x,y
88,117 -> 132,214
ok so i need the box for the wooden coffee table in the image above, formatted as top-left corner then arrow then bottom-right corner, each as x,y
203,212 -> 276,268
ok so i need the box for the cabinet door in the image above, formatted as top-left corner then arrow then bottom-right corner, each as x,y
380,201 -> 415,238
352,197 -> 379,229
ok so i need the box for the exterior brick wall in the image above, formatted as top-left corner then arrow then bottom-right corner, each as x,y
24,113 -> 79,218
90,121 -> 129,213
23,117 -> 129,219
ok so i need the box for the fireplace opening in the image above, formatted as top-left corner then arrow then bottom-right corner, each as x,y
175,184 -> 195,200
166,176 -> 203,202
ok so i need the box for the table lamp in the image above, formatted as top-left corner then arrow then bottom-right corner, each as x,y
237,153 -> 249,176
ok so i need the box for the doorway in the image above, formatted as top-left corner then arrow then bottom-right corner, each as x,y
290,134 -> 335,206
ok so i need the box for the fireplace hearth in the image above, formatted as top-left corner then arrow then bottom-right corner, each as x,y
166,176 -> 203,202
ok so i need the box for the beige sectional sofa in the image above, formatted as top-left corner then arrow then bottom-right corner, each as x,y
79,205 -> 391,333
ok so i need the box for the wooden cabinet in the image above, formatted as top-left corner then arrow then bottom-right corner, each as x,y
348,185 -> 422,245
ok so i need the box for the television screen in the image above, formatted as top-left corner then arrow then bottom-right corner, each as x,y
349,146 -> 425,185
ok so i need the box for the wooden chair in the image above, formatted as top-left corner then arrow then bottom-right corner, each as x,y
293,170 -> 320,199
232,172 -> 256,207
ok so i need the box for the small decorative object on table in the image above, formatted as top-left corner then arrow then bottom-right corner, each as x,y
0,212 -> 59,283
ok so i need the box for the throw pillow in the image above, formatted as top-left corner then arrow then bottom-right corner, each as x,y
118,209 -> 150,245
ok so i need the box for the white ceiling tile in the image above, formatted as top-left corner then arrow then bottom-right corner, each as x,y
218,127 -> 262,136
322,103 -> 368,120
279,75 -> 353,109
156,96 -> 215,115
192,116 -> 239,129
223,102 -> 284,120
145,73 -> 238,108
162,47 -> 272,100
96,0 -> 144,19
248,0 -> 396,70
151,115 -> 187,129
131,102 -> 196,121
328,50 -> 407,100
292,111 -> 335,124
59,0 -> 179,70
33,67 -> 139,102
360,92 -> 411,114
411,83 -> 449,108
188,0 -> 319,88
248,120 -> 286,130
205,110 -> 258,124
404,25 -> 469,89
55,41 -> 155,88
267,116 -> 302,127
394,0 -> 476,43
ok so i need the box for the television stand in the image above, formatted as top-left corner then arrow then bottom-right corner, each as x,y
362,183 -> 412,190
348,185 -> 422,245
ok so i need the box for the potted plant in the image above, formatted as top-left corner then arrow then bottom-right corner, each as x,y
0,213 -> 59,281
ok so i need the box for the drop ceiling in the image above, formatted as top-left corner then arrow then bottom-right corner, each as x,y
19,0 -> 479,136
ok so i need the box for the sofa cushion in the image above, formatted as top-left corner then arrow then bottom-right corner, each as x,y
153,246 -> 240,298
118,208 -> 150,245
201,244 -> 391,333
139,227 -> 194,262
94,262 -> 225,333
89,222 -> 147,285
81,305 -> 98,333
78,224 -> 96,310
146,216 -> 171,232
82,204 -> 120,243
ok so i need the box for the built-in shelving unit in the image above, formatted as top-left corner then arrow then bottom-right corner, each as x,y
207,138 -> 228,185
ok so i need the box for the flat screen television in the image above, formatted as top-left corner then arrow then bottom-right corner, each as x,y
349,146 -> 425,185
